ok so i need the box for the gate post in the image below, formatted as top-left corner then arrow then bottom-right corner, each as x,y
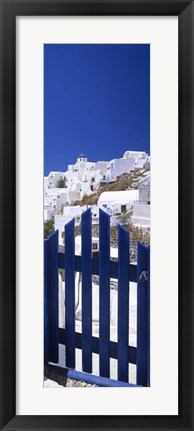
137,242 -> 149,386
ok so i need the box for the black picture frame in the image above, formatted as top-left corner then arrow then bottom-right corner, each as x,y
0,0 -> 194,430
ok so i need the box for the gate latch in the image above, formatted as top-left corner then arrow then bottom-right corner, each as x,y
139,271 -> 148,282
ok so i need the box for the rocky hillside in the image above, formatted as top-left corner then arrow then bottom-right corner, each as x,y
73,167 -> 149,206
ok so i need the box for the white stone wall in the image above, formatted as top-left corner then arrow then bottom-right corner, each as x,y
54,215 -> 68,244
66,190 -> 81,204
70,181 -> 82,193
47,171 -> 66,188
44,190 -> 68,212
138,174 -> 150,202
123,150 -> 147,161
63,205 -> 88,218
44,177 -> 49,190
55,212 -> 83,244
98,190 -> 139,211
67,164 -> 102,195
131,204 -> 150,229
105,157 -> 135,181
44,207 -> 54,220
45,187 -> 64,196
81,182 -> 92,195
92,161 -> 108,174
123,151 -> 149,169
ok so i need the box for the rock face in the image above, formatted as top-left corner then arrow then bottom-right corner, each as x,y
44,376 -> 97,388
66,379 -> 97,387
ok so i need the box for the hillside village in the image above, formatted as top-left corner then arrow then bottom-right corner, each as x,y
44,149 -> 150,386
44,150 -> 150,248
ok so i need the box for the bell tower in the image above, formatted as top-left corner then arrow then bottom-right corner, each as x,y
77,153 -> 88,166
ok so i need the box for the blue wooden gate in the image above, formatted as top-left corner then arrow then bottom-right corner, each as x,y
44,208 -> 150,387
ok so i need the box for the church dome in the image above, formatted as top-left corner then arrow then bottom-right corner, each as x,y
78,153 -> 87,158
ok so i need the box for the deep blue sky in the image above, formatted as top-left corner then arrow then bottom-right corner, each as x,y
44,44 -> 150,176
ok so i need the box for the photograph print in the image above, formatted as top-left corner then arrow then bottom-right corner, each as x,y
44,44 -> 150,388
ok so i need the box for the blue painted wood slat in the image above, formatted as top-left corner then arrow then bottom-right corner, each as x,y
137,241 -> 149,386
81,208 -> 92,373
58,253 -> 137,282
65,219 -> 75,368
48,364 -> 140,387
147,245 -> 150,386
99,209 -> 110,378
44,208 -> 150,387
118,225 -> 130,383
59,328 -> 137,365
48,230 -> 59,363
44,239 -> 49,365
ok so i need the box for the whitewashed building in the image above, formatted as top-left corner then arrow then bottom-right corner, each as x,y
44,188 -> 66,211
63,203 -> 99,220
102,156 -> 135,182
66,154 -> 109,196
44,207 -> 54,221
138,174 -> 150,203
101,151 -> 149,182
129,173 -> 150,229
44,187 -> 81,213
63,205 -> 87,218
98,190 -> 139,214
54,215 -> 74,243
46,171 -> 67,189
123,150 -> 149,169
44,152 -> 150,213
131,204 -> 150,230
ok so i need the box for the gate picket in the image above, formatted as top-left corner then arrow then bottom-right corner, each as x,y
65,219 -> 75,368
137,241 -> 149,386
147,245 -> 150,386
118,225 -> 130,382
99,209 -> 110,378
81,208 -> 92,373
48,230 -> 59,363
44,239 -> 49,365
